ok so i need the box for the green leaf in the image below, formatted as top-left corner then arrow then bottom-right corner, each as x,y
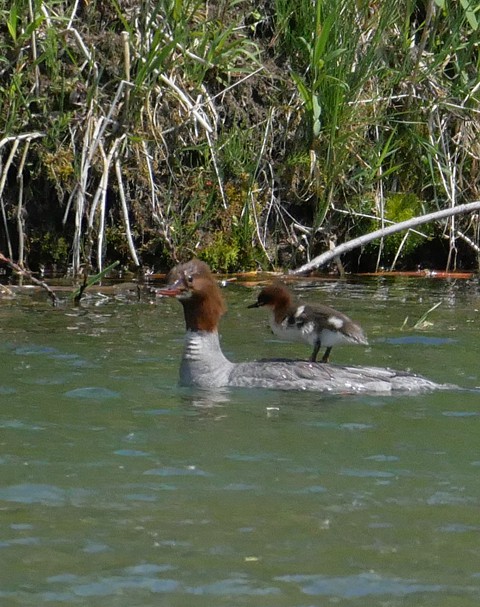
7,4 -> 18,43
313,12 -> 335,66
24,15 -> 45,39
70,261 -> 120,301
109,0 -> 132,33
291,71 -> 312,110
413,302 -> 442,330
460,0 -> 478,30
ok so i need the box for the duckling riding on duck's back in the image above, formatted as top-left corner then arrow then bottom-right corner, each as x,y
248,281 -> 367,363
158,259 -> 447,395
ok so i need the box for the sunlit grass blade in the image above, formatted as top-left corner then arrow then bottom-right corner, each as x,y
71,261 -> 120,303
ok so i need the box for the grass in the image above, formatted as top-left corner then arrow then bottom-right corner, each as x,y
0,0 -> 479,274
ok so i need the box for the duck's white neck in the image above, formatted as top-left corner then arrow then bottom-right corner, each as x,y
180,330 -> 234,388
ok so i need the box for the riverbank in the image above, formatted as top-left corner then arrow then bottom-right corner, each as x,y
1,0 -> 479,274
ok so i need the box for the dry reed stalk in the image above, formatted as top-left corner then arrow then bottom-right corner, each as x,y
205,130 -> 227,209
248,109 -> 274,262
454,229 -> 480,255
88,137 -> 124,271
0,132 -> 45,150
64,27 -> 98,80
114,151 -> 140,267
16,141 -> 31,268
122,31 -> 131,115
69,110 -> 98,273
0,134 -> 44,265
373,121 -> 386,274
140,141 -> 177,260
67,0 -> 81,29
66,78 -> 131,274
159,74 -> 213,134
27,0 -> 40,97
428,108 -> 460,270
0,140 -> 19,259
389,230 -> 411,271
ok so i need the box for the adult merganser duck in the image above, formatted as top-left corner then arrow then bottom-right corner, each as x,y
158,259 -> 444,394
248,282 -> 367,363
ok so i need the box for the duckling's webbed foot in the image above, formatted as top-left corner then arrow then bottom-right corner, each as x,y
321,347 -> 332,363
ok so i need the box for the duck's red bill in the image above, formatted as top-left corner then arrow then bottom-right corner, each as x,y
156,287 -> 181,297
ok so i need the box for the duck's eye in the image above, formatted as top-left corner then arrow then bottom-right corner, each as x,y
185,274 -> 194,285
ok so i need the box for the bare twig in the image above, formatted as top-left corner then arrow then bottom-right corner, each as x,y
0,252 -> 58,305
333,207 -> 429,239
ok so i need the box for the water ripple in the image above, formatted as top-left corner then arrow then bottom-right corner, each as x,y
275,572 -> 444,597
34,570 -> 281,600
14,345 -> 59,356
0,419 -> 44,431
143,466 -> 211,477
341,468 -> 395,478
0,483 -> 92,505
114,449 -> 150,457
382,336 -> 456,345
64,387 -> 120,399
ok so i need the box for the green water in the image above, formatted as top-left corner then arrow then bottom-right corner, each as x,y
0,277 -> 479,607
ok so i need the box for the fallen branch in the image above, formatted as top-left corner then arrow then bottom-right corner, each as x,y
291,201 -> 480,275
0,253 -> 58,305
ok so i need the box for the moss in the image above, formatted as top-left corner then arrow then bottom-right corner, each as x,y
357,193 -> 434,267
29,232 -> 69,268
383,193 -> 433,259
199,233 -> 240,272
40,145 -> 75,189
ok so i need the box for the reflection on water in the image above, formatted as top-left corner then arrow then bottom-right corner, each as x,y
0,277 -> 479,606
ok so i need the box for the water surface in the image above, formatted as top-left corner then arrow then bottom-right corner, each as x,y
1,276 -> 479,606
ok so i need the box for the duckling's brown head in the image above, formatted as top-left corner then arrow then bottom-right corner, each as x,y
248,281 -> 293,311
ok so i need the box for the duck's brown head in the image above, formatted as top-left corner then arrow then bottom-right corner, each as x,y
159,259 -> 226,332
